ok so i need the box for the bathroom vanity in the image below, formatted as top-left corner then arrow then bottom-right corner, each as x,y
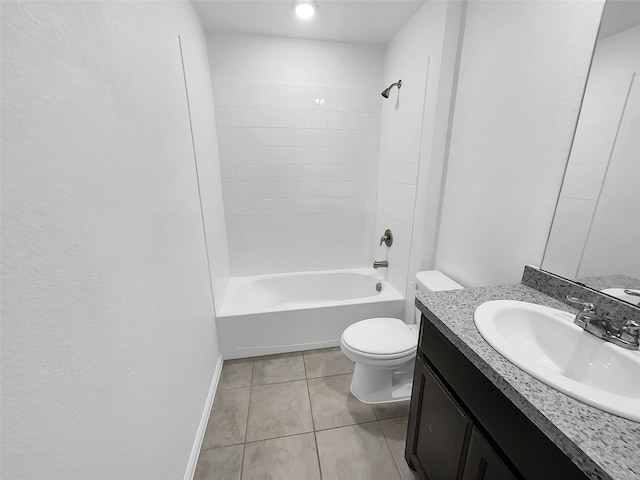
405,278 -> 640,480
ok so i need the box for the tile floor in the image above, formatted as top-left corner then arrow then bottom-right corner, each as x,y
194,347 -> 416,480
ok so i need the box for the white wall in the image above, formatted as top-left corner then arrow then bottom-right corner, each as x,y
374,1 -> 452,318
207,32 -> 384,275
1,2 -> 223,479
181,32 -> 231,313
544,25 -> 640,279
435,0 -> 604,287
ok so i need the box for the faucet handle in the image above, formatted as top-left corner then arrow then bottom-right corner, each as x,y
565,296 -> 600,329
612,320 -> 640,350
565,296 -> 597,313
621,320 -> 640,332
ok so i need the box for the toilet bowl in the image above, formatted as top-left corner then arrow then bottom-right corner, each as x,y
340,271 -> 463,404
340,317 -> 418,403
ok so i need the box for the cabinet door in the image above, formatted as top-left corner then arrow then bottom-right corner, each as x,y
462,427 -> 517,480
406,356 -> 472,480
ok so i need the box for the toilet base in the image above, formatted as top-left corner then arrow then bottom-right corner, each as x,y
349,359 -> 414,404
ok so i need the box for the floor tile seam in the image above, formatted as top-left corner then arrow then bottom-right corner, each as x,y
239,442 -> 246,480
313,419 -> 381,434
313,430 -> 323,480
379,419 -> 405,479
199,440 -> 246,452
302,353 -> 310,379
250,376 -> 308,387
373,412 -> 410,422
313,418 -> 378,433
304,378 -> 318,431
243,384 -> 253,445
219,384 -> 253,391
306,371 -> 354,381
243,429 -> 317,445
244,426 -> 316,444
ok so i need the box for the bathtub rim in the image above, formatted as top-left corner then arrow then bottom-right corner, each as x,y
217,267 -> 402,317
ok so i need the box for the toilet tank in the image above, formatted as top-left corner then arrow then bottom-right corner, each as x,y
416,271 -> 464,292
414,271 -> 464,324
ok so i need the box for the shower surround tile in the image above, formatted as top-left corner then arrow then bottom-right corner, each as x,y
245,380 -> 314,442
214,81 -> 381,276
242,433 -> 320,480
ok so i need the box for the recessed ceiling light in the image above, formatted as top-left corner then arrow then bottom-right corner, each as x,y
293,1 -> 317,20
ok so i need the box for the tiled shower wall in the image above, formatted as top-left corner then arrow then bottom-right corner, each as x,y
213,82 -> 381,276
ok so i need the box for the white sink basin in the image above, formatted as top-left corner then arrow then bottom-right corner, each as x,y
474,300 -> 640,422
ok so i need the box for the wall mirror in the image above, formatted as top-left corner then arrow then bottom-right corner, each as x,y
541,0 -> 640,305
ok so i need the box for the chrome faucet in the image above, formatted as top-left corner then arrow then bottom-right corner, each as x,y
373,260 -> 389,269
565,296 -> 639,350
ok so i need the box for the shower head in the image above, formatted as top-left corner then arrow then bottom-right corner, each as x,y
381,79 -> 402,98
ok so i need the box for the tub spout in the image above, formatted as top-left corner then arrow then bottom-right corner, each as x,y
373,260 -> 388,269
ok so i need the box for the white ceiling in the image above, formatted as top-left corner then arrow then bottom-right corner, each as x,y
191,0 -> 427,45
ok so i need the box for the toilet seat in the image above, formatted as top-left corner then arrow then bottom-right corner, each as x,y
341,318 -> 417,359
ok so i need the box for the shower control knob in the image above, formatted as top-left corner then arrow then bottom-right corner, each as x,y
380,229 -> 393,247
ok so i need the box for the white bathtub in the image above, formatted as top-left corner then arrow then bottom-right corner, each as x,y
216,268 -> 405,359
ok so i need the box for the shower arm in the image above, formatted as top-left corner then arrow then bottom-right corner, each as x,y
381,79 -> 402,98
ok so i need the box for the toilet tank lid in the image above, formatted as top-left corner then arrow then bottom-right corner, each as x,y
415,270 -> 463,291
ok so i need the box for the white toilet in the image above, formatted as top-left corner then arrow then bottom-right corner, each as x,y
340,270 -> 463,404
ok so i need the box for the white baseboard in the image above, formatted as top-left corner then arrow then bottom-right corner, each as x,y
183,354 -> 223,480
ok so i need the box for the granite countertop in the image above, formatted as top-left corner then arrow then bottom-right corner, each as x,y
415,283 -> 640,480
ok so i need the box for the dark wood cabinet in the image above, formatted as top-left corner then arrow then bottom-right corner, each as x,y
406,314 -> 589,480
462,428 -> 516,480
407,355 -> 514,480
410,356 -> 472,479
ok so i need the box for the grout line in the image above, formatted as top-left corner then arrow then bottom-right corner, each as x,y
305,379 -> 318,432
243,382 -> 253,447
378,420 -> 404,479
302,352 -> 309,379
306,371 -> 353,382
251,376 -> 308,388
244,428 -> 317,445
239,443 -> 246,480
313,430 -> 323,479
219,384 -> 253,391
305,354 -> 325,478
199,441 -> 245,453
304,355 -> 322,478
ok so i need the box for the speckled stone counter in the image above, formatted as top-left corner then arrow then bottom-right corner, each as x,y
415,284 -> 640,480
